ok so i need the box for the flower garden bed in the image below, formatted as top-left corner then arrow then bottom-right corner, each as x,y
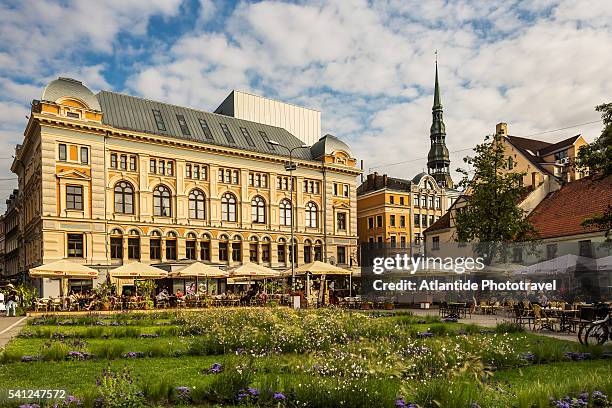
0,308 -> 610,407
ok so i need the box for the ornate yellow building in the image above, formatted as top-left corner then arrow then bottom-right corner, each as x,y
11,78 -> 360,292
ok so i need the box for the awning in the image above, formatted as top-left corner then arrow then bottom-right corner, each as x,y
285,261 -> 351,276
30,260 -> 99,279
169,262 -> 228,279
109,261 -> 168,279
230,262 -> 282,279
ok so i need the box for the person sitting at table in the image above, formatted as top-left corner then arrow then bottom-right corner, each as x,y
176,289 -> 185,300
538,292 -> 549,307
156,289 -> 170,302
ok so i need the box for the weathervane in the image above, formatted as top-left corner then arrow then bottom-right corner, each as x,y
435,49 -> 438,65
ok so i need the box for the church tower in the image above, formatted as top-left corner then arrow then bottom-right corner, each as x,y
427,61 -> 453,188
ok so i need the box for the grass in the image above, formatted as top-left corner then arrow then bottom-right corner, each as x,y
0,309 -> 610,407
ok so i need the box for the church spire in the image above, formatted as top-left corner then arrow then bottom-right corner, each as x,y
427,56 -> 453,188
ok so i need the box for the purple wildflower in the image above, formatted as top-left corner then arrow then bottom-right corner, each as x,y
417,332 -> 434,338
273,392 -> 286,400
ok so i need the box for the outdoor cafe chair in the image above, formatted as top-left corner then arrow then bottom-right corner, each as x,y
513,304 -> 533,329
48,298 -> 62,312
34,298 -> 49,312
533,304 -> 559,331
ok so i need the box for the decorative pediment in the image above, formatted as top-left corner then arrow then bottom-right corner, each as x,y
56,169 -> 91,181
333,200 -> 351,209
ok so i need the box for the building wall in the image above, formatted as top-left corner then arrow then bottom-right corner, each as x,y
18,107 -> 359,277
216,91 -> 321,146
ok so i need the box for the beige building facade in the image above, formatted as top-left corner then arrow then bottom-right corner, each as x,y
10,78 -> 360,293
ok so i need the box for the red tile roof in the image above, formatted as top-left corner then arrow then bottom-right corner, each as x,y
528,175 -> 612,239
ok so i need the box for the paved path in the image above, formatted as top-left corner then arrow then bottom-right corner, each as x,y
0,316 -> 28,348
409,308 -> 579,342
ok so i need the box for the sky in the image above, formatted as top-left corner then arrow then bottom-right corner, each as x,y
0,0 -> 611,211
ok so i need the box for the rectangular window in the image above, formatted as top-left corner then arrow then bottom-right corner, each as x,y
149,159 -> 156,174
232,170 -> 239,184
176,114 -> 191,136
66,185 -> 83,210
129,156 -> 137,171
152,109 -> 166,131
414,214 -> 420,226
343,185 -> 349,197
333,183 -> 338,196
199,119 -> 213,140
262,243 -> 270,262
167,161 -> 174,176
66,111 -> 79,118
110,237 -> 123,259
579,240 -> 593,257
201,165 -> 208,180
390,196 -> 395,204
119,154 -> 127,170
421,215 -> 427,227
512,247 -> 523,263
186,164 -> 192,179
428,196 -> 434,208
193,165 -> 200,179
80,147 -> 89,164
159,160 -> 165,175
400,196 -> 405,205
400,236 -> 407,248
219,242 -> 228,261
414,194 -> 419,207
59,144 -> 67,161
259,131 -> 274,150
337,212 -> 347,231
249,243 -> 258,262
376,215 -> 383,227
390,236 -> 397,248
277,244 -> 286,263
400,216 -> 406,227
432,236 -> 440,251
337,246 -> 346,264
546,244 -> 557,260
421,195 -> 427,208
390,215 -> 396,227
231,242 -> 241,261
429,215 -> 434,226
435,197 -> 441,209
128,238 -> 140,260
186,240 -> 196,260
368,217 -> 374,229
240,127 -> 256,147
67,233 -> 84,257
200,241 -> 210,261
220,123 -> 235,143
110,153 -> 117,168
150,238 -> 161,260
166,239 -> 177,260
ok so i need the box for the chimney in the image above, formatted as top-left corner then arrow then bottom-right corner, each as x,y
382,174 -> 388,187
496,122 -> 508,136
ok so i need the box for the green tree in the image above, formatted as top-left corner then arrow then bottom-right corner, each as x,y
578,103 -> 612,241
576,102 -> 612,176
455,135 -> 536,262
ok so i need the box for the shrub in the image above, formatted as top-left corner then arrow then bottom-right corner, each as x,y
96,366 -> 146,408
40,341 -> 71,362
495,322 -> 525,334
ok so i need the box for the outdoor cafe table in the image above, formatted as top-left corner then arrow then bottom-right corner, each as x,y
543,308 -> 579,332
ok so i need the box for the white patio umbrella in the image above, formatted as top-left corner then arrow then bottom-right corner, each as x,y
109,262 -> 168,279
169,262 -> 228,294
30,260 -> 99,297
515,254 -> 596,276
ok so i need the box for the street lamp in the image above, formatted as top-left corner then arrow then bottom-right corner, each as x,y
267,140 -> 310,292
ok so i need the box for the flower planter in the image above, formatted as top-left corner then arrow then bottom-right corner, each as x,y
384,302 -> 394,310
361,303 -> 372,310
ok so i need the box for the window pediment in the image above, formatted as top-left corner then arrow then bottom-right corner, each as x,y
56,169 -> 91,181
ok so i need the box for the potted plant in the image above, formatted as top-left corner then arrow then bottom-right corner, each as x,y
384,300 -> 395,310
361,300 -> 373,310
136,280 -> 156,309
94,281 -> 115,311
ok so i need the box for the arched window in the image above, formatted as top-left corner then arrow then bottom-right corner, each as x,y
305,201 -> 317,228
188,189 -> 206,219
201,233 -> 211,261
186,232 -> 197,260
221,193 -> 237,222
153,185 -> 171,217
166,231 -> 177,260
114,181 -> 134,214
251,196 -> 266,224
110,228 -> 123,259
279,199 -> 292,226
219,234 -> 229,261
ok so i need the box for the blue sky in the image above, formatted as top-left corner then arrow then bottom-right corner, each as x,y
0,0 -> 610,209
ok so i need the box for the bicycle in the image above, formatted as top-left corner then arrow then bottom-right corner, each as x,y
584,313 -> 610,346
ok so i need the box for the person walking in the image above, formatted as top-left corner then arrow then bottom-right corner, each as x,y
6,284 -> 17,317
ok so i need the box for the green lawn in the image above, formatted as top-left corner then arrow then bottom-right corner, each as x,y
0,309 -> 610,407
